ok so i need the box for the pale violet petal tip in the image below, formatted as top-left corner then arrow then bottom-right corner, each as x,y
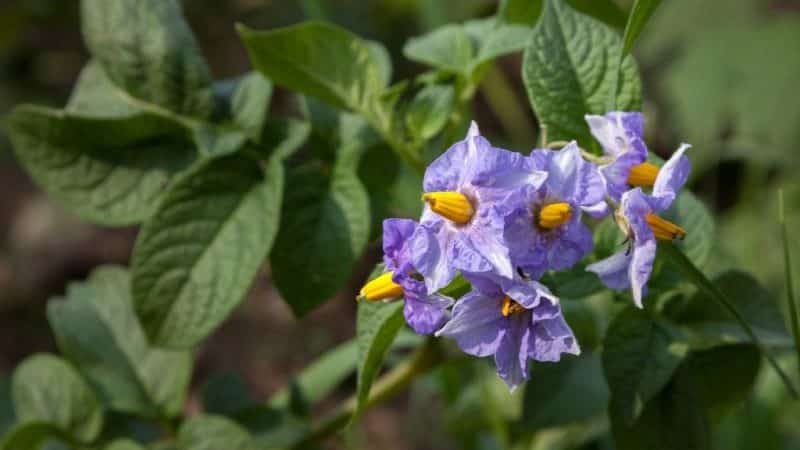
467,121 -> 480,138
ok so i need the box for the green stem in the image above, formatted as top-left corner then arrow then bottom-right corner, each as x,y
291,338 -> 444,448
480,64 -> 538,149
779,189 -> 800,382
661,242 -> 799,398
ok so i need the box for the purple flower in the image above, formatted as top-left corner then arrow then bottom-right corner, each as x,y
502,142 -> 607,279
410,122 -> 547,293
382,218 -> 453,335
586,144 -> 691,307
436,276 -> 579,391
585,112 -> 649,201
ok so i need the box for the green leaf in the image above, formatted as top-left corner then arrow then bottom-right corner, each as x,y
355,301 -> 405,418
368,41 -> 393,87
662,191 -> 714,269
405,84 -> 455,141
520,352 -> 609,429
131,151 -> 291,347
202,373 -> 254,417
522,0 -> 641,148
611,361 -> 710,450
0,378 -> 15,436
567,0 -> 628,30
177,415 -> 256,450
621,0 -> 663,55
47,266 -> 191,418
471,20 -> 532,67
541,264 -> 605,299
660,242 -> 800,399
611,344 -> 759,450
7,105 -> 195,226
230,72 -> 273,143
269,339 -> 358,409
462,17 -> 533,69
67,61 -> 140,118
11,354 -> 103,442
270,115 -> 371,316
238,21 -> 386,112
683,344 -> 760,419
779,189 -> 800,381
0,422 -> 71,450
404,25 -> 475,77
499,0 -> 626,29
80,0 -> 213,117
105,439 -> 145,450
676,271 -> 791,350
603,307 -> 689,425
498,0 -> 543,25
67,61 -> 248,159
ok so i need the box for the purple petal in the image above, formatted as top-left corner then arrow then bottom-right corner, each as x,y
463,273 -> 505,298
530,297 -> 563,321
501,194 -> 545,273
461,224 -> 515,280
585,112 -> 646,159
582,200 -> 610,218
529,313 -> 581,362
623,189 -> 655,243
586,250 -> 633,290
601,150 -> 647,201
538,143 -> 606,208
449,234 -> 494,274
409,219 -> 457,293
650,143 -> 691,212
620,188 -> 657,307
403,292 -> 453,335
501,278 -> 556,310
423,139 -> 471,192
629,238 -> 656,308
467,148 -> 547,200
494,314 -> 531,391
382,218 -> 417,272
545,218 -> 594,271
436,291 -> 505,357
467,120 -> 480,138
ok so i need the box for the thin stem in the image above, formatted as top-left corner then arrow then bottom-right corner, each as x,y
779,189 -> 800,382
291,338 -> 445,448
480,64 -> 538,149
661,242 -> 799,398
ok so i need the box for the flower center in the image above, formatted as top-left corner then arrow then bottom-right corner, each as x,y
501,296 -> 526,317
422,191 -> 474,224
627,162 -> 660,187
359,271 -> 403,301
538,202 -> 572,229
645,213 -> 687,241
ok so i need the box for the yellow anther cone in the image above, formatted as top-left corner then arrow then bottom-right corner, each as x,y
422,191 -> 474,224
360,271 -> 403,301
627,162 -> 660,187
538,202 -> 572,229
501,296 -> 526,317
645,213 -> 686,241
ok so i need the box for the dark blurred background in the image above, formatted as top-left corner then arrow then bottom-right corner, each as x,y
1,1 -> 799,449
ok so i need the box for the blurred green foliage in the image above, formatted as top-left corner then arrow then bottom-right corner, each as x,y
1,0 -> 800,450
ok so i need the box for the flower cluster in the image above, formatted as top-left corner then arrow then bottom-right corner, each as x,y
360,113 -> 691,390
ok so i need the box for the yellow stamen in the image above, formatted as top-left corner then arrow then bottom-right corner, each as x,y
422,191 -> 474,224
538,202 -> 572,229
359,272 -> 403,301
645,213 -> 687,241
627,162 -> 660,187
501,296 -> 526,317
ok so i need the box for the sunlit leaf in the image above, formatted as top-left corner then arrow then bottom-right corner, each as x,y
11,355 -> 103,442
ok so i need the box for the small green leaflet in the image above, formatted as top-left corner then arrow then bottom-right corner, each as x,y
522,0 -> 641,149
